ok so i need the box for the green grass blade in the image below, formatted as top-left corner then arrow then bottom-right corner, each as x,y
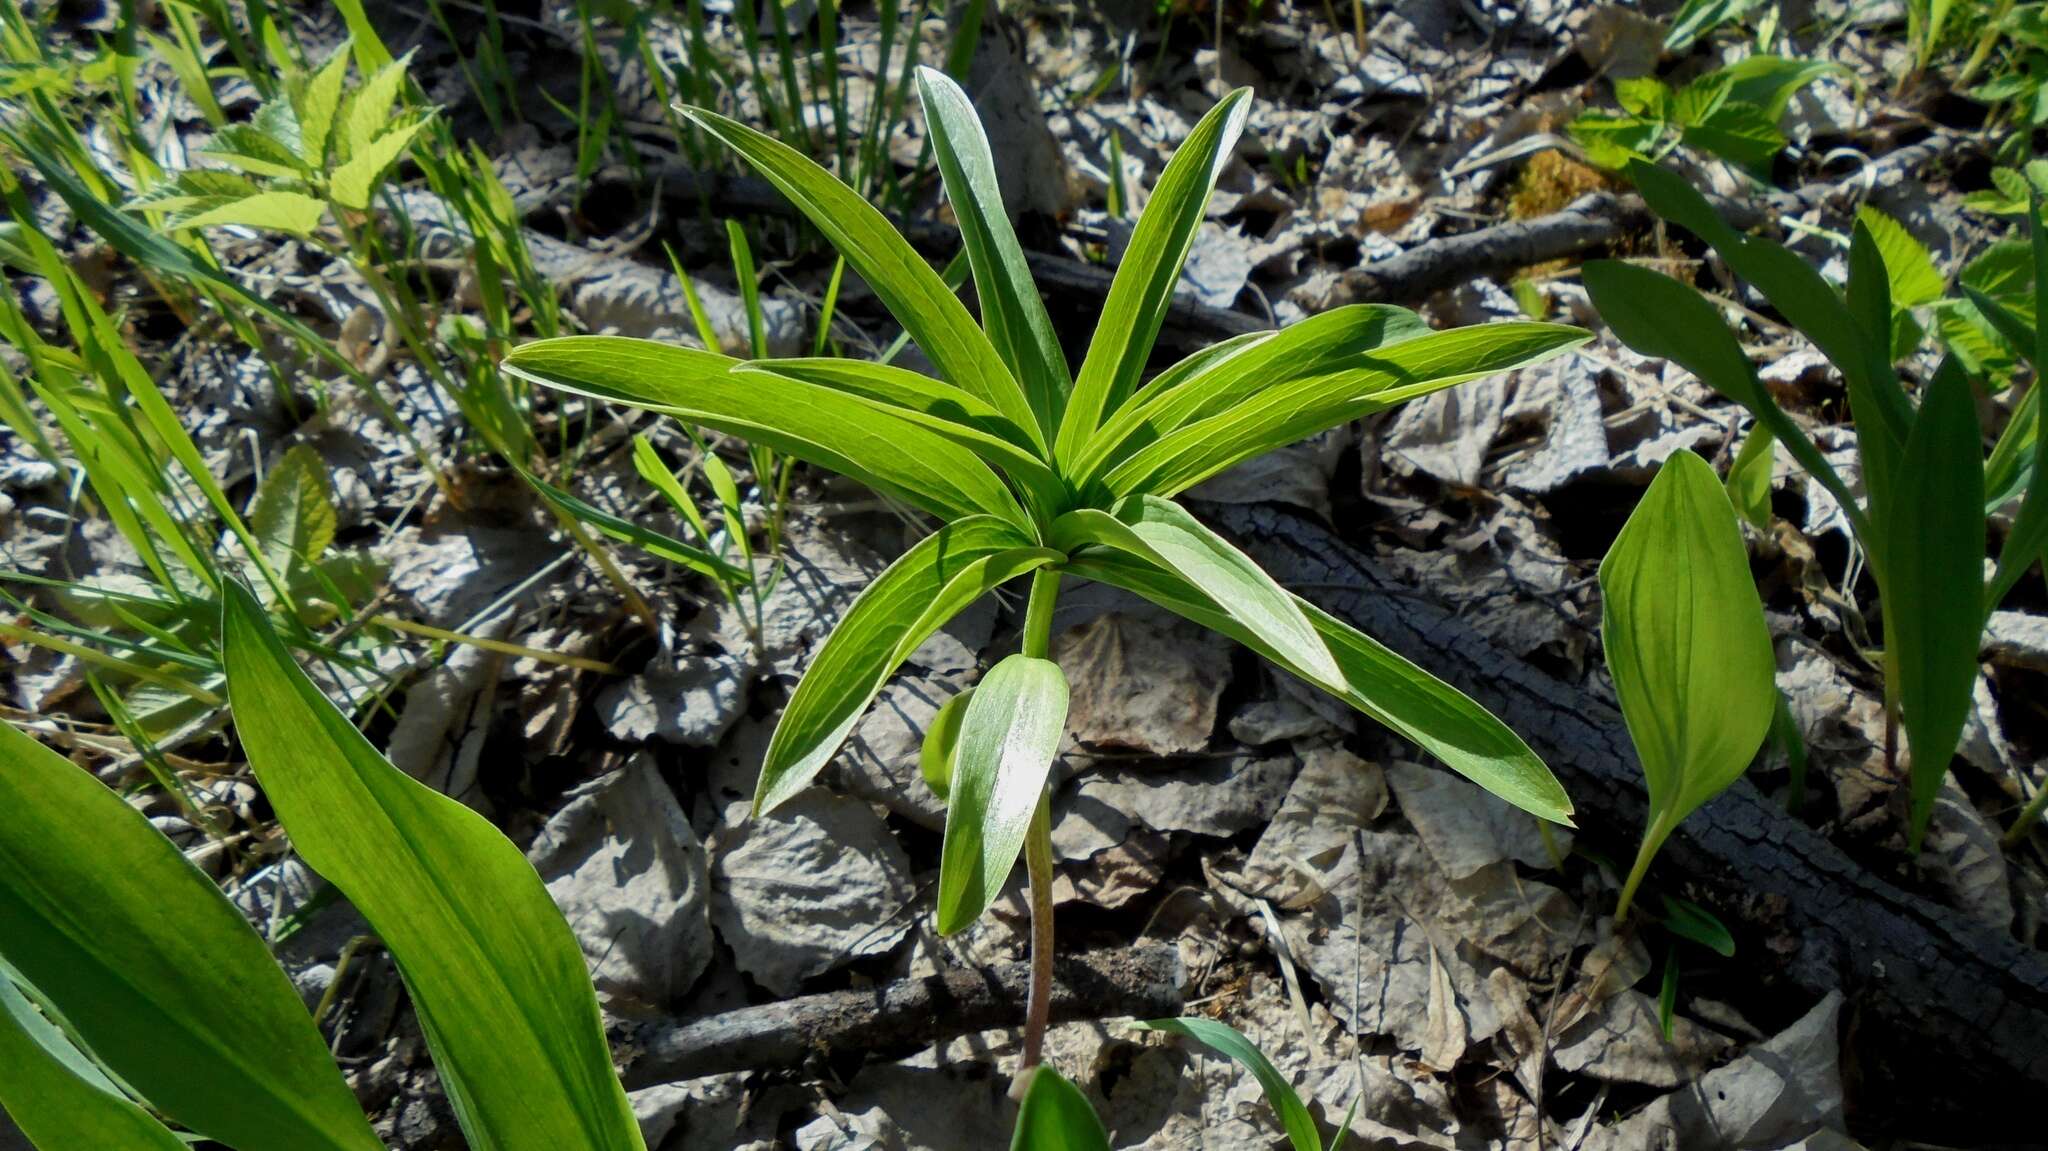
936,653 -> 1069,934
1984,197 -> 2048,611
1055,88 -> 1251,465
1137,1018 -> 1323,1151
1102,323 -> 1587,500
676,105 -> 1042,442
518,464 -> 750,584
503,336 -> 1031,529
1052,496 -> 1341,690
221,583 -> 646,1151
1064,551 -> 1573,824
916,65 -> 1071,439
1886,359 -> 1986,850
756,516 -> 1055,814
0,977 -> 191,1151
0,721 -> 384,1151
1009,1065 -> 1110,1151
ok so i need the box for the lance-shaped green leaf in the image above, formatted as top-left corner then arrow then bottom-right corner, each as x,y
1103,322 -> 1588,499
1627,159 -> 1912,497
1055,88 -> 1252,465
1009,1065 -> 1111,1151
1137,1019 -> 1325,1151
1599,450 -> 1777,917
503,336 -> 1030,529
0,977 -> 191,1151
1583,259 -> 1875,546
0,720 -> 385,1151
1725,420 -> 1776,532
675,105 -> 1043,444
916,65 -> 1071,438
936,653 -> 1069,934
757,518 -> 1060,814
1981,196 -> 2048,613
175,189 -> 329,235
1072,304 -> 1429,485
1053,495 -> 1343,692
220,583 -> 646,1151
1887,359 -> 1987,850
731,359 -> 1062,500
1062,551 -> 1572,824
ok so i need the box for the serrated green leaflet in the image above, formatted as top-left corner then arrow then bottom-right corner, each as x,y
0,720 -> 384,1151
937,653 -> 1069,934
220,583 -> 646,1151
176,188 -> 328,234
1599,450 -> 1777,917
1138,1018 -> 1326,1151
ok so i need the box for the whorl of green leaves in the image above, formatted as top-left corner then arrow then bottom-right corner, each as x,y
506,71 -> 1587,941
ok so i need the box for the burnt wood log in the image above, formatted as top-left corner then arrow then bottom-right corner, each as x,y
618,945 -> 1184,1088
1207,500 -> 2048,1137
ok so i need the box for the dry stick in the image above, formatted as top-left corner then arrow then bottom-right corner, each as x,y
619,945 -> 1185,1088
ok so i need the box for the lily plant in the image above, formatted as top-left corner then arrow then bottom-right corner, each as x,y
503,70 -> 1588,1074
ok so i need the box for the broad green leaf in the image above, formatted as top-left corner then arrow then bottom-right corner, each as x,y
1062,551 -> 1572,824
1725,420 -> 1775,531
518,464 -> 749,584
1599,450 -> 1776,915
921,688 -> 972,801
329,117 -> 428,210
1680,99 -> 1782,175
341,51 -> 411,156
1053,496 -> 1342,692
1056,88 -> 1252,465
220,584 -> 647,1151
757,518 -> 1059,814
502,336 -> 1031,529
1583,259 -> 1874,544
251,443 -> 338,581
1138,1018 -> 1324,1151
676,105 -> 1043,441
916,65 -> 1071,439
0,976 -> 191,1151
251,96 -> 307,163
0,720 -> 385,1151
1887,359 -> 1986,850
1074,305 -> 1430,486
1009,1065 -> 1110,1151
175,189 -> 328,235
1102,322 -> 1587,499
732,358 -> 1061,499
936,653 -> 1069,934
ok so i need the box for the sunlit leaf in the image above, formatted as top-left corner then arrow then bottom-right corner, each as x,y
1009,1065 -> 1110,1151
937,653 -> 1068,934
0,977 -> 191,1151
1138,1018 -> 1325,1151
